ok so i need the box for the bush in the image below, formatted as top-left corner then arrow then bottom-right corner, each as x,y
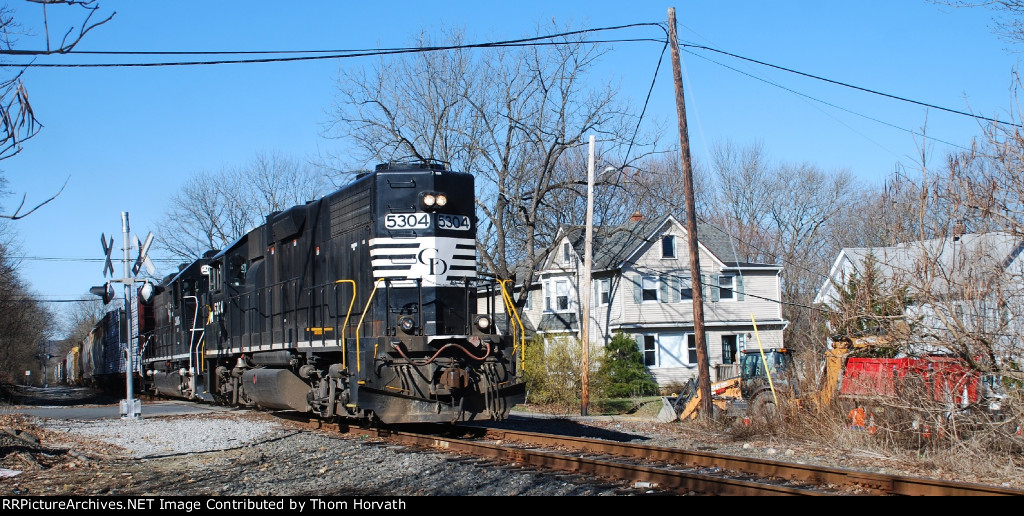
596,333 -> 658,398
522,334 -> 607,410
523,335 -> 582,409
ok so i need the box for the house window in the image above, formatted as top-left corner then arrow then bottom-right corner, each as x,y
687,334 -> 698,364
522,289 -> 532,310
555,279 -> 570,311
680,276 -> 693,301
719,275 -> 735,301
641,276 -> 658,302
598,278 -> 611,306
563,242 -> 571,264
662,235 -> 675,258
643,335 -> 657,366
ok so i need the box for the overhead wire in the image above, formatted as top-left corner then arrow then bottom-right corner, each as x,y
0,19 -> 1009,135
6,20 -> 1007,314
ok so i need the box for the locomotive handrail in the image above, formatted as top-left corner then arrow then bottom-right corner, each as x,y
499,279 -> 526,366
184,295 -> 203,375
334,279 -> 357,370
354,278 -> 385,374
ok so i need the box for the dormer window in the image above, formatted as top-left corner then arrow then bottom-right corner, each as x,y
662,235 -> 675,258
563,242 -> 571,264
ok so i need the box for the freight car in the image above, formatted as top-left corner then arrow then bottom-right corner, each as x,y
134,162 -> 526,424
71,309 -> 129,390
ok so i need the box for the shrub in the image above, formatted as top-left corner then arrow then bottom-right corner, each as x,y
596,333 -> 658,398
523,335 -> 582,408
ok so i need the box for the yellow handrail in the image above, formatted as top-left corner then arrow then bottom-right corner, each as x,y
334,279 -> 357,371
354,278 -> 385,374
499,279 -> 526,368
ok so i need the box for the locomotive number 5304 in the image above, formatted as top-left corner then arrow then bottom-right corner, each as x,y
384,213 -> 430,229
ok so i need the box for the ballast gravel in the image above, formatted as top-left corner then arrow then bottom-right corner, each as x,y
8,410 -> 653,497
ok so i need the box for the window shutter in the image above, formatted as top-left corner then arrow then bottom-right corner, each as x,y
668,275 -> 680,303
711,274 -> 721,302
659,275 -> 669,303
633,274 -> 641,303
736,275 -> 745,301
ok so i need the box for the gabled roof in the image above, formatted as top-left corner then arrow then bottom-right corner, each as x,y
554,215 -> 776,272
815,231 -> 1024,306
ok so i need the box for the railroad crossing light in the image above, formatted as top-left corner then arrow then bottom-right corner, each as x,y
90,283 -> 115,304
139,281 -> 164,304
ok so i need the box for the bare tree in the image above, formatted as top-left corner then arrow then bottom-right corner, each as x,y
0,237 -> 52,383
0,1 -> 114,220
324,24 -> 663,302
935,1 -> 1024,46
157,151 -> 331,261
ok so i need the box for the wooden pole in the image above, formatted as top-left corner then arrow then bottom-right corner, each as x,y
667,7 -> 713,419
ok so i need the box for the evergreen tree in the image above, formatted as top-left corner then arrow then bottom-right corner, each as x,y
597,333 -> 658,397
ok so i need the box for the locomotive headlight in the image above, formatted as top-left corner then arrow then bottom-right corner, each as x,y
475,315 -> 492,332
422,193 -> 437,207
435,194 -> 447,207
398,315 -> 415,334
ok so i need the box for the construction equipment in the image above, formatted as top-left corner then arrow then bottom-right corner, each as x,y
657,376 -> 741,423
658,334 -> 1004,427
657,347 -> 794,423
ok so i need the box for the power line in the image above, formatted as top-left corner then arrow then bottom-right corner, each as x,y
11,256 -> 179,263
680,47 -> 973,152
631,263 -> 828,313
0,24 -> 665,67
1,20 -> 1005,134
680,42 -> 1022,129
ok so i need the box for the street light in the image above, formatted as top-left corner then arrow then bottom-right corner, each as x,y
580,137 -> 618,417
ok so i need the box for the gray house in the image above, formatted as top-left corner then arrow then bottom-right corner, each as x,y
814,231 -> 1024,360
507,213 -> 787,388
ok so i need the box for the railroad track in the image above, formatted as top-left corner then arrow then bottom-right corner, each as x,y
280,415 -> 1024,496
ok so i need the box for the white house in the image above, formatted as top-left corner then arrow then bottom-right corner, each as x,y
507,213 -> 787,388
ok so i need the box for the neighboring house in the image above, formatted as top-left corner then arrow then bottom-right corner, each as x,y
814,231 -> 1024,358
501,213 -> 787,388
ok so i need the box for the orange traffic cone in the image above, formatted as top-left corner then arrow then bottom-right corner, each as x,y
867,415 -> 877,435
922,424 -> 932,439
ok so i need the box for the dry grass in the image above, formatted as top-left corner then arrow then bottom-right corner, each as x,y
724,395 -> 1024,486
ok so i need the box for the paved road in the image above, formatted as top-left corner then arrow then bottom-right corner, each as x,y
1,385 -> 231,420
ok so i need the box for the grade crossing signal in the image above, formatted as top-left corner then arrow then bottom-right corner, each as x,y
89,282 -> 115,304
100,234 -> 114,277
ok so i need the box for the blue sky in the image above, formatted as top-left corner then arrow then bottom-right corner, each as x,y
1,1 -> 1018,331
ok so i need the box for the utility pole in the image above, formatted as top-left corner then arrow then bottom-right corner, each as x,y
668,7 -> 713,419
580,135 -> 596,416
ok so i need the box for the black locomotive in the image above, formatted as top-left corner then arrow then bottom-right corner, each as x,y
136,162 -> 526,424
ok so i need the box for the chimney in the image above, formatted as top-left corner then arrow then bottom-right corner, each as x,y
630,211 -> 643,222
953,220 -> 966,241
